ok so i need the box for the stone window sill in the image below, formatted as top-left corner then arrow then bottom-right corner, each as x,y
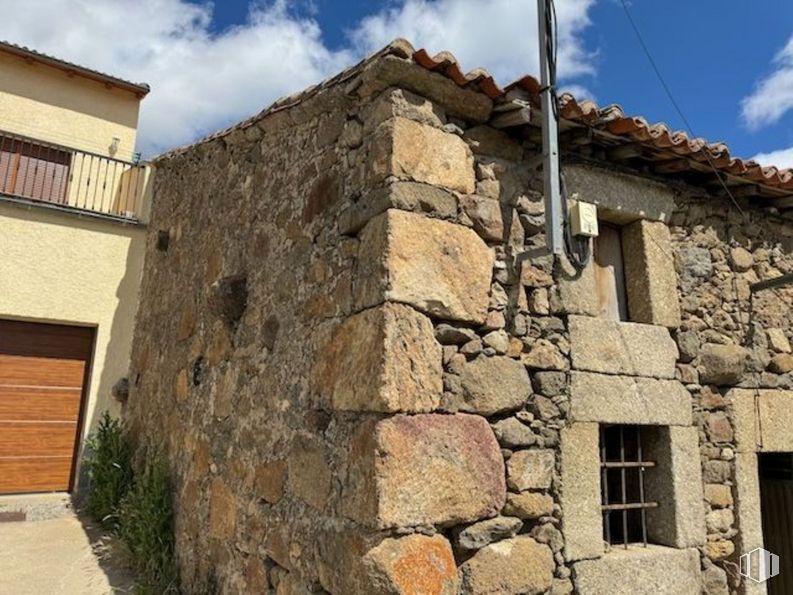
572,545 -> 700,594
602,543 -> 680,557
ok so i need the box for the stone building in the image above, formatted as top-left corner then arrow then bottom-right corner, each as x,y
125,40 -> 793,594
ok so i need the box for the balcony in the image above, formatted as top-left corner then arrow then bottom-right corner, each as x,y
0,130 -> 150,223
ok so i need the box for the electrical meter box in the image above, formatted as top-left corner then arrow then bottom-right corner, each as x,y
570,201 -> 599,237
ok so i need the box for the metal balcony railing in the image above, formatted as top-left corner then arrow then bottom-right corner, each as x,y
0,129 -> 149,222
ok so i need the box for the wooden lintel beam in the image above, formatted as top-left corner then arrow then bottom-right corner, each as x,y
751,272 -> 793,292
559,128 -> 593,146
525,128 -> 543,144
652,158 -> 690,174
703,173 -> 767,191
728,184 -> 761,198
767,195 -> 793,209
489,107 -> 532,129
606,143 -> 643,161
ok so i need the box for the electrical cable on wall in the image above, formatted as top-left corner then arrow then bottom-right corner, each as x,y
542,0 -> 591,271
617,0 -> 744,216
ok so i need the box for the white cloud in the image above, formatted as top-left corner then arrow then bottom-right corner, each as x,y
741,35 -> 793,130
0,0 -> 597,156
350,0 -> 596,84
751,146 -> 793,169
0,0 -> 353,156
560,84 -> 595,102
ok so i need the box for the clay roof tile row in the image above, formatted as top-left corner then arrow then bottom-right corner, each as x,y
409,41 -> 793,195
157,38 -> 793,199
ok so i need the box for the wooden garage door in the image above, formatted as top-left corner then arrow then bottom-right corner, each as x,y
0,320 -> 93,494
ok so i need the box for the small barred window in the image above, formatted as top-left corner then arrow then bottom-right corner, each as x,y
600,424 -> 658,548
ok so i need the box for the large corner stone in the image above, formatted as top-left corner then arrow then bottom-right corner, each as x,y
370,117 -> 475,193
312,303 -> 442,413
569,316 -> 678,379
564,164 -> 676,224
317,531 -> 458,595
572,546 -> 701,595
458,536 -> 554,595
733,452 -> 765,593
357,55 -> 492,123
549,257 -> 599,316
339,181 -> 457,234
643,427 -> 706,548
622,220 -> 681,328
458,355 -> 532,415
366,88 -> 447,131
356,209 -> 494,324
570,372 -> 691,426
755,390 -> 793,452
343,413 -> 506,528
730,388 -> 793,453
362,534 -> 458,595
560,423 -> 602,562
729,388 -> 758,454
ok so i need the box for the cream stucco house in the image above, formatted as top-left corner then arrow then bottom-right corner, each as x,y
0,40 -> 151,494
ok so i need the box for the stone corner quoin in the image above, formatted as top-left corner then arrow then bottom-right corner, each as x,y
355,208 -> 495,325
311,301 -> 443,413
344,413 -> 507,530
121,46 -> 793,595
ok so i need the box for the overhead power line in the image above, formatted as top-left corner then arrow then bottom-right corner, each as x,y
618,0 -> 744,215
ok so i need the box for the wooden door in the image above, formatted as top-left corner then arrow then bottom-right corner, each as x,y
0,320 -> 94,494
593,224 -> 629,321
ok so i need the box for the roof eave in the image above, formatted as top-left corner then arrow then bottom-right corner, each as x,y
0,41 -> 150,98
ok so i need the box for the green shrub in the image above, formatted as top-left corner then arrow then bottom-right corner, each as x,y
118,453 -> 179,593
83,412 -> 133,528
84,413 -> 179,592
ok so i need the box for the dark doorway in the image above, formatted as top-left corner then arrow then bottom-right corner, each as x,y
759,453 -> 793,594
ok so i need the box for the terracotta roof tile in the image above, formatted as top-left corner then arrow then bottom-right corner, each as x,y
156,39 -> 793,201
407,40 -> 793,197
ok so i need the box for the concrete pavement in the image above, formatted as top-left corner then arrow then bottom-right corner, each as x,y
0,513 -> 135,594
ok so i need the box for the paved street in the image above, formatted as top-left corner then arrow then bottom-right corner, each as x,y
0,513 -> 135,595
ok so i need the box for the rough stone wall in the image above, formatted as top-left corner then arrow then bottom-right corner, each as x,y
670,197 -> 793,593
125,53 -> 557,594
125,48 -> 793,595
126,77 -> 370,592
449,137 -> 793,594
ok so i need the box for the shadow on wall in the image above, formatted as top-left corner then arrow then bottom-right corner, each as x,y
91,169 -> 155,432
0,201 -> 148,491
80,216 -> 148,491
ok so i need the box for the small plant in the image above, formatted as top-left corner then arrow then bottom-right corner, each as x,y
83,412 -> 133,528
118,453 -> 179,593
84,414 -> 180,592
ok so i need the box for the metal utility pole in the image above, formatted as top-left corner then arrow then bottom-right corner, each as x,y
537,0 -> 563,255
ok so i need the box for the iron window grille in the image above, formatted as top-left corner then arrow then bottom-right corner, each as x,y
600,424 -> 658,548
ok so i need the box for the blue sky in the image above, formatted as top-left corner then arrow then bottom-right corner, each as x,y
201,0 -> 793,161
580,0 -> 793,164
2,0 -> 793,165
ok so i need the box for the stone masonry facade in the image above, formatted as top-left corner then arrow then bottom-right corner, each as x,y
125,42 -> 793,594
